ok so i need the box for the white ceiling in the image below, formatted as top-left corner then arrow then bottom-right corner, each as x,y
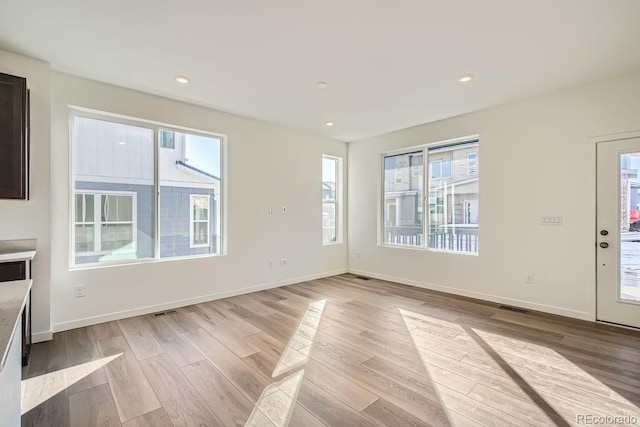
1,0 -> 639,141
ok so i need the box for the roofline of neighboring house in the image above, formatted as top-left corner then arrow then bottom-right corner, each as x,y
176,160 -> 220,181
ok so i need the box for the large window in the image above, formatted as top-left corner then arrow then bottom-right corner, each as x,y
322,155 -> 342,244
72,112 -> 224,266
383,138 -> 479,254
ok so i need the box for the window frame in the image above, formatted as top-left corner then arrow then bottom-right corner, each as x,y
322,155 -> 343,245
69,108 -> 227,269
189,194 -> 211,248
380,136 -> 479,255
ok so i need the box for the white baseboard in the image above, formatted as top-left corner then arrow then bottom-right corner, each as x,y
52,268 -> 348,333
32,330 -> 53,343
348,268 -> 594,321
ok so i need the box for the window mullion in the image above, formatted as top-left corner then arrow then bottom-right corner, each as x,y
94,194 -> 101,252
154,128 -> 160,260
423,147 -> 428,249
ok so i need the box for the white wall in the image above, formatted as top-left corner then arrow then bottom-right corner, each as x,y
348,71 -> 640,320
0,50 -> 51,340
51,72 -> 347,331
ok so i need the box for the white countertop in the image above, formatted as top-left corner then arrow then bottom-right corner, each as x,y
0,251 -> 36,263
0,280 -> 32,371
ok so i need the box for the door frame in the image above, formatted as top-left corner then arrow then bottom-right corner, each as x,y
592,130 -> 640,327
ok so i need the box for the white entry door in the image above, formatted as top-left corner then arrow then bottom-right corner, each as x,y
597,137 -> 640,328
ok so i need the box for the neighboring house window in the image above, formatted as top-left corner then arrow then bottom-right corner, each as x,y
467,152 -> 478,175
322,155 -> 342,244
382,139 -> 479,254
395,167 -> 403,183
160,130 -> 175,149
430,159 -> 452,179
75,194 -> 95,253
411,153 -> 422,177
190,195 -> 210,248
72,112 -> 225,267
74,192 -> 136,256
100,194 -> 135,251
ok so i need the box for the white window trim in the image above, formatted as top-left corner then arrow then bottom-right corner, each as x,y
69,108 -> 227,269
74,190 -> 137,257
380,136 -> 479,255
322,155 -> 343,245
190,194 -> 211,248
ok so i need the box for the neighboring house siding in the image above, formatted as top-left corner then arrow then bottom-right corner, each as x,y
159,186 -> 217,258
76,182 -> 217,262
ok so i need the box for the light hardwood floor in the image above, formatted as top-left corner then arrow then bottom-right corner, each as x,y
21,274 -> 640,426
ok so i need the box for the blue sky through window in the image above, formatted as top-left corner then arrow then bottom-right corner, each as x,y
185,134 -> 221,178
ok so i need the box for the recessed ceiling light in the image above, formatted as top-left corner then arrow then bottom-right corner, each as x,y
175,75 -> 190,84
325,121 -> 335,127
458,74 -> 473,83
316,81 -> 328,89
118,141 -> 126,145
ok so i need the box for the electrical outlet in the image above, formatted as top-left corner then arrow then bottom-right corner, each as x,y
524,273 -> 534,284
355,252 -> 362,259
282,206 -> 287,214
280,258 -> 287,267
74,285 -> 86,298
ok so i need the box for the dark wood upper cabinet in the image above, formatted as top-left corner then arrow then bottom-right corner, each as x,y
0,72 -> 29,200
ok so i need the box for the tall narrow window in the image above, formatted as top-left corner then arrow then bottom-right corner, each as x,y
322,155 -> 341,244
72,112 -> 225,267
382,138 -> 479,254
190,195 -> 210,248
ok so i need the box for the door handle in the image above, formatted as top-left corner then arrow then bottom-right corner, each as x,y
600,242 -> 609,249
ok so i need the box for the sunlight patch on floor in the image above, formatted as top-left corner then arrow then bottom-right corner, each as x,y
21,353 -> 122,415
399,306 -> 640,424
245,370 -> 305,427
472,328 -> 640,416
272,299 -> 326,377
244,299 -> 327,426
399,308 -> 556,425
